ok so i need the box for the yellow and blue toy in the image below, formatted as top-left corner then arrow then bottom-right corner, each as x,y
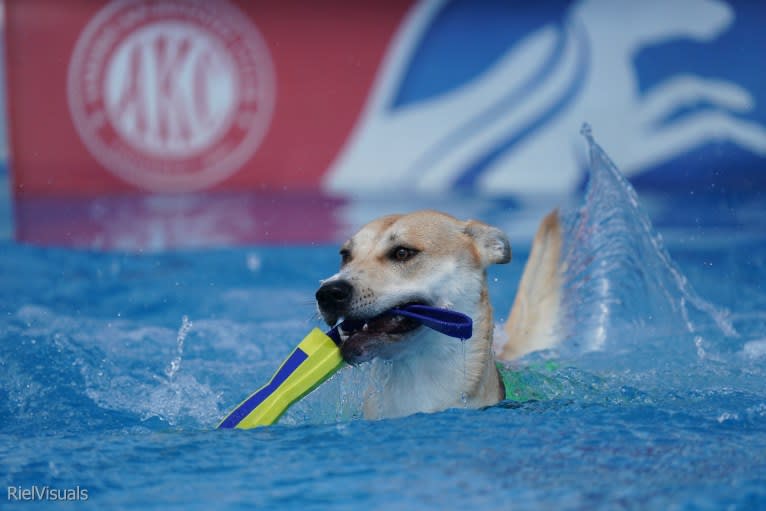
217,327 -> 344,429
217,304 -> 472,430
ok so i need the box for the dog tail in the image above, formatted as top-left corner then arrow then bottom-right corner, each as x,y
497,209 -> 563,361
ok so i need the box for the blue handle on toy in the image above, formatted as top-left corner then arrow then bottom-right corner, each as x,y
327,304 -> 473,345
389,304 -> 473,339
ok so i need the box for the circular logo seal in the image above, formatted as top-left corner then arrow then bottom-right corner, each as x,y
68,0 -> 276,192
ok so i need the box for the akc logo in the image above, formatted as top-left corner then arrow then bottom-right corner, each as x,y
68,0 -> 276,192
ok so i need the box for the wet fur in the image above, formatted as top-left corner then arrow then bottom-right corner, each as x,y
317,210 -> 562,419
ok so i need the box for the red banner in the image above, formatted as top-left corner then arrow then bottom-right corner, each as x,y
6,0 -> 412,197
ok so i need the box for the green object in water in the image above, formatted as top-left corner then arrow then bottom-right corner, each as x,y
497,360 -> 560,402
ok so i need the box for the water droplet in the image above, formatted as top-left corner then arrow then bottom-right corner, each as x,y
461,339 -> 468,407
165,315 -> 192,381
717,412 -> 739,423
246,253 -> 262,272
694,336 -> 706,360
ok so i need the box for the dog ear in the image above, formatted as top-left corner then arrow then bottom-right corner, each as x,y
463,221 -> 511,266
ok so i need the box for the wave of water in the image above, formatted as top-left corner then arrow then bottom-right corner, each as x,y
1,306 -> 223,433
558,124 -> 737,354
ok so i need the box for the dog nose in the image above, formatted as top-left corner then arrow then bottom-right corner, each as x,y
316,280 -> 353,311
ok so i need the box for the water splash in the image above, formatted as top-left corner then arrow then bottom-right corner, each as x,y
283,365 -> 368,425
143,316 -> 222,427
0,306 -> 226,433
165,315 -> 192,381
557,124 -> 736,354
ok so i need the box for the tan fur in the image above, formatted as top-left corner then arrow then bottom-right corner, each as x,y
499,210 -> 563,360
318,209 -> 562,419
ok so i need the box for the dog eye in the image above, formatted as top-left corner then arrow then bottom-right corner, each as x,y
340,249 -> 352,265
390,246 -> 419,262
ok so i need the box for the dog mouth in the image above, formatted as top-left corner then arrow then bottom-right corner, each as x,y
337,303 -> 426,364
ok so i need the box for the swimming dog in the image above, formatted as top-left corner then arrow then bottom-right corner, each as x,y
316,210 -> 562,419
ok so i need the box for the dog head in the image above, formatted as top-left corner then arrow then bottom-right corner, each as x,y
316,210 -> 510,364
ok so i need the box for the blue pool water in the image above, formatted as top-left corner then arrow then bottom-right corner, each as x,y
2,138 -> 766,510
